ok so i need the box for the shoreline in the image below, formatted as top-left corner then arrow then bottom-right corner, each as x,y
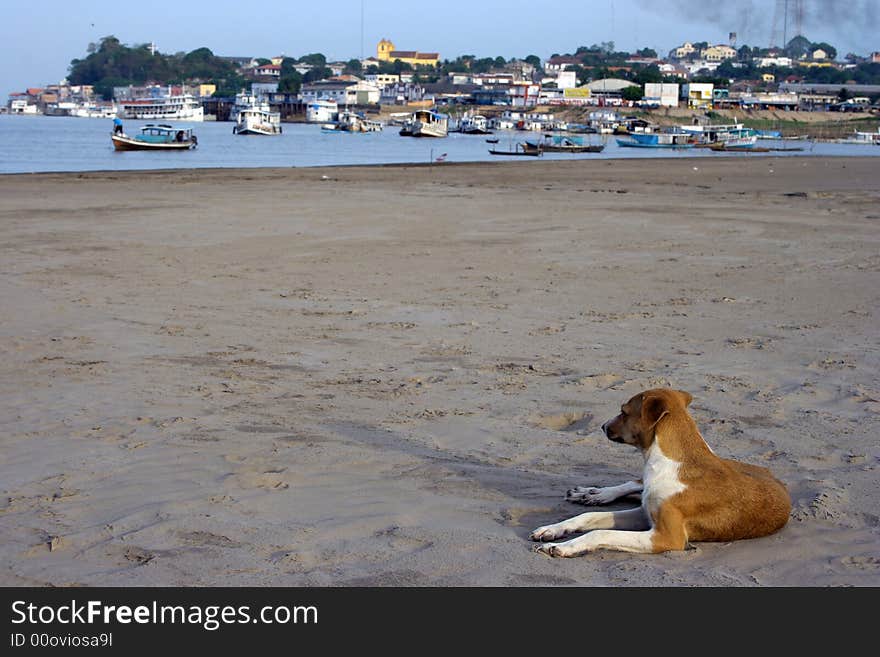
1,156 -> 878,586
1,152 -> 878,179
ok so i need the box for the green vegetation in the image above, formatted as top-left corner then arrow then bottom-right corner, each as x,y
68,36 -> 246,99
278,58 -> 302,94
621,86 -> 644,101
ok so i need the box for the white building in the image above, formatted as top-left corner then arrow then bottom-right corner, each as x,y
300,79 -> 381,105
757,56 -> 793,68
555,70 -> 577,89
684,60 -> 721,75
643,83 -> 680,107
506,82 -> 541,107
364,73 -> 400,87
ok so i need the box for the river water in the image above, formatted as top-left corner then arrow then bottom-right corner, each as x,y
1,114 -> 877,174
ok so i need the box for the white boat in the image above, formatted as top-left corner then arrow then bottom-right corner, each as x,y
718,135 -> 758,148
322,110 -> 382,133
71,103 -> 118,119
306,100 -> 338,123
836,128 -> 880,145
487,116 -> 515,130
457,114 -> 492,134
399,109 -> 448,138
232,92 -> 282,135
119,92 -> 204,122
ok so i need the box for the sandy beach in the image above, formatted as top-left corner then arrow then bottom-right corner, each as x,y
1,156 -> 878,586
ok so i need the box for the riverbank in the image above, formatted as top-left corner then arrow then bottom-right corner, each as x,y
1,157 -> 878,585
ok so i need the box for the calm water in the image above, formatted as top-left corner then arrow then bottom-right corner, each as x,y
1,114 -> 877,174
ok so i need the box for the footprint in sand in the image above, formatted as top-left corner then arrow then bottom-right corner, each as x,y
727,337 -> 771,350
529,412 -> 593,432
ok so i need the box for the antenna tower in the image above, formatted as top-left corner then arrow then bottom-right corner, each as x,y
770,0 -> 805,49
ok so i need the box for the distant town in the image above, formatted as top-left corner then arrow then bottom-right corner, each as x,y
6,34 -> 880,120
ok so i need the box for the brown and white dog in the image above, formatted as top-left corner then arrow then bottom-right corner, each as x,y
531,388 -> 791,557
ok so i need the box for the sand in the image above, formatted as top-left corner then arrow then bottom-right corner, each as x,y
0,157 -> 878,586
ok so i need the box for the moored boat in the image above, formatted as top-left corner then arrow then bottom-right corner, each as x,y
488,142 -> 542,156
617,132 -> 693,148
457,114 -> 492,134
836,128 -> 880,145
232,92 -> 282,135
119,92 -> 204,122
400,110 -> 448,138
710,135 -> 758,149
306,100 -> 339,123
529,134 -> 604,153
111,123 -> 198,151
331,110 -> 383,133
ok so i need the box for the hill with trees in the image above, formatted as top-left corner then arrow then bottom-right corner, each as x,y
68,36 -> 247,98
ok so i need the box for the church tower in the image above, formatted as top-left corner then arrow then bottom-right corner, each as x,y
377,38 -> 395,61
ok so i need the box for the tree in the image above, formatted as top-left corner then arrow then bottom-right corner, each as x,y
524,54 -> 542,68
633,64 -> 663,85
391,59 -> 413,74
622,85 -> 644,102
255,58 -> 272,66
636,47 -> 657,58
303,66 -> 332,83
494,56 -> 506,68
345,58 -> 362,74
298,53 -> 327,67
279,58 -> 302,94
837,87 -> 852,101
785,35 -> 811,58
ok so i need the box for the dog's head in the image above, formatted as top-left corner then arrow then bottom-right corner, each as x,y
601,388 -> 693,450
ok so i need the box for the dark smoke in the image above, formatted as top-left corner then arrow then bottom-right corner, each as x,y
635,0 -> 878,51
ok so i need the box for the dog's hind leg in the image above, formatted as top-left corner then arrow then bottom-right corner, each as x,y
530,507 -> 649,542
566,479 -> 643,505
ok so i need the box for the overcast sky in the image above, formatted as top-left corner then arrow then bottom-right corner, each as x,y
3,0 -> 877,97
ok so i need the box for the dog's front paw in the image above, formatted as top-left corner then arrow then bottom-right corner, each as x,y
533,542 -> 568,557
566,486 -> 612,505
529,524 -> 566,542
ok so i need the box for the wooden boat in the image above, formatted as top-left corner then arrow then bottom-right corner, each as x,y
529,135 -> 604,153
617,132 -> 693,149
710,142 -> 770,152
111,123 -> 198,151
486,138 -> 499,144
488,142 -> 542,156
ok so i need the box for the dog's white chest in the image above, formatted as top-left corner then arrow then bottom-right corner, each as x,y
642,441 -> 687,518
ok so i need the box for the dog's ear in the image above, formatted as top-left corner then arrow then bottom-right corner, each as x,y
641,394 -> 670,430
675,390 -> 694,408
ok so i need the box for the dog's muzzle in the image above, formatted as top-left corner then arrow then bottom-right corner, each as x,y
601,420 -> 624,443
